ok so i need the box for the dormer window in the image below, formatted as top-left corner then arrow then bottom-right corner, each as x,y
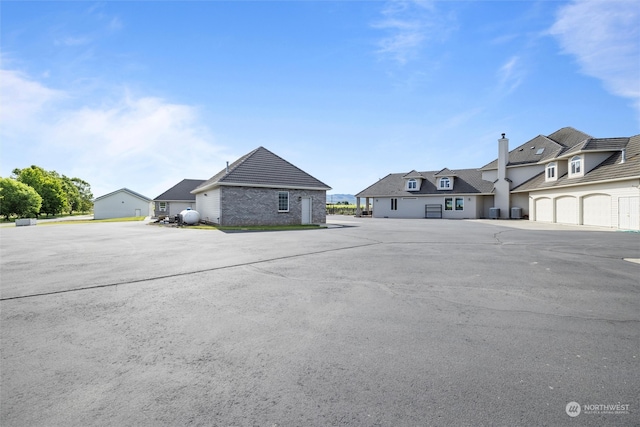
546,162 -> 557,181
407,179 -> 417,190
438,177 -> 451,190
570,156 -> 583,177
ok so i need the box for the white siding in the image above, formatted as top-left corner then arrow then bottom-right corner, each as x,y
529,179 -> 640,229
94,191 -> 152,219
169,202 -> 196,216
372,196 -> 482,219
506,164 -> 545,188
195,188 -> 221,224
556,196 -> 578,224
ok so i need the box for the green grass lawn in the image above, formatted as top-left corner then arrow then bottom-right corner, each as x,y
174,223 -> 322,232
37,217 -> 147,225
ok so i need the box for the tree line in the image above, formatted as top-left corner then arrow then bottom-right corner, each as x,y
0,166 -> 93,219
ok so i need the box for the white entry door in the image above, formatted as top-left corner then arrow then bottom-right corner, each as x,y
135,209 -> 141,217
619,197 -> 640,230
301,197 -> 312,224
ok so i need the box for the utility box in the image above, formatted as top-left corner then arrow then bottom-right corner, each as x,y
15,218 -> 37,226
511,207 -> 523,219
489,208 -> 500,219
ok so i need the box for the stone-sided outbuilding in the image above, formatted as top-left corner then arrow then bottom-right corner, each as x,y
192,147 -> 331,226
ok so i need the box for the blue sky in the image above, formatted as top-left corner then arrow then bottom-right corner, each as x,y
1,1 -> 638,198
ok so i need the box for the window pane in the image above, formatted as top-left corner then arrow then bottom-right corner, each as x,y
278,192 -> 289,211
455,198 -> 464,210
445,198 -> 452,210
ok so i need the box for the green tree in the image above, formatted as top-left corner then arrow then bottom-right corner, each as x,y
0,177 -> 42,219
70,177 -> 93,213
12,166 -> 68,217
61,175 -> 81,214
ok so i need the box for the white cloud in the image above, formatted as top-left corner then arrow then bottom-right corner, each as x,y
372,0 -> 452,65
0,69 -> 228,197
0,69 -> 65,144
498,55 -> 524,94
549,0 -> 640,111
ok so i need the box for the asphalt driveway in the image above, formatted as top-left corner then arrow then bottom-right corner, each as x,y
1,217 -> 638,426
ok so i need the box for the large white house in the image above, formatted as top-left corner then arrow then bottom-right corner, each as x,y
356,127 -> 640,230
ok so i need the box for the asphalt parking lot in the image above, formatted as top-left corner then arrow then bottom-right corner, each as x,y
1,217 -> 639,426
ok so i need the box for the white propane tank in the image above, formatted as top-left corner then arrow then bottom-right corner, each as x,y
179,209 -> 200,225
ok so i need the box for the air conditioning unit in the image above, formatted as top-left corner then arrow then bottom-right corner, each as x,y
511,207 -> 523,219
489,208 -> 500,219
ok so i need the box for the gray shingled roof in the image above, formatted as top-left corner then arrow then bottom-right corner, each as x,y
547,127 -> 592,147
154,179 -> 205,201
481,127 -> 592,170
513,134 -> 640,192
356,168 -> 493,197
556,137 -> 629,158
193,147 -> 331,193
94,188 -> 152,202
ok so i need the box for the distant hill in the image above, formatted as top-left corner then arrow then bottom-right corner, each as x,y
326,194 -> 356,204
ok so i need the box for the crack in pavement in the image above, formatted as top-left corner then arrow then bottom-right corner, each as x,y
0,241 -> 381,302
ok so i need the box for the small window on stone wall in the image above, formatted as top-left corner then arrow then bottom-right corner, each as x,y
278,192 -> 289,212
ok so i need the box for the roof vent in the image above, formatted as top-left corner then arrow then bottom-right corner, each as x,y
226,161 -> 229,173
621,148 -> 626,164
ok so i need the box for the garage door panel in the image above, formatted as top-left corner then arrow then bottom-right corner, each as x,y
556,196 -> 577,225
583,194 -> 611,227
535,198 -> 553,222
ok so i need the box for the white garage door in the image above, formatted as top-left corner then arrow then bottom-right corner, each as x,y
535,198 -> 553,222
583,194 -> 611,227
556,196 -> 578,224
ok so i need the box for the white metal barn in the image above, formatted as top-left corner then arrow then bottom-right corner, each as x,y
93,188 -> 153,220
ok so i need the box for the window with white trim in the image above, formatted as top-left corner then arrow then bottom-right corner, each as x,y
391,198 -> 398,210
546,162 -> 556,180
278,191 -> 289,212
407,179 -> 417,190
455,197 -> 464,210
570,156 -> 582,176
439,177 -> 451,190
159,202 -> 167,211
445,198 -> 453,211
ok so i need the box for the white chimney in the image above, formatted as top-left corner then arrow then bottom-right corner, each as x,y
498,133 -> 509,180
494,133 -> 511,219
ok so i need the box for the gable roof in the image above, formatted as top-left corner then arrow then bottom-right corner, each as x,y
434,168 -> 458,177
403,170 -> 425,179
154,179 -> 205,201
356,168 -> 493,197
512,134 -> 640,192
94,188 -> 152,202
193,146 -> 331,193
481,127 -> 593,170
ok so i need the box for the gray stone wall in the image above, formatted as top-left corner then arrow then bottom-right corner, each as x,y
220,187 -> 326,226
